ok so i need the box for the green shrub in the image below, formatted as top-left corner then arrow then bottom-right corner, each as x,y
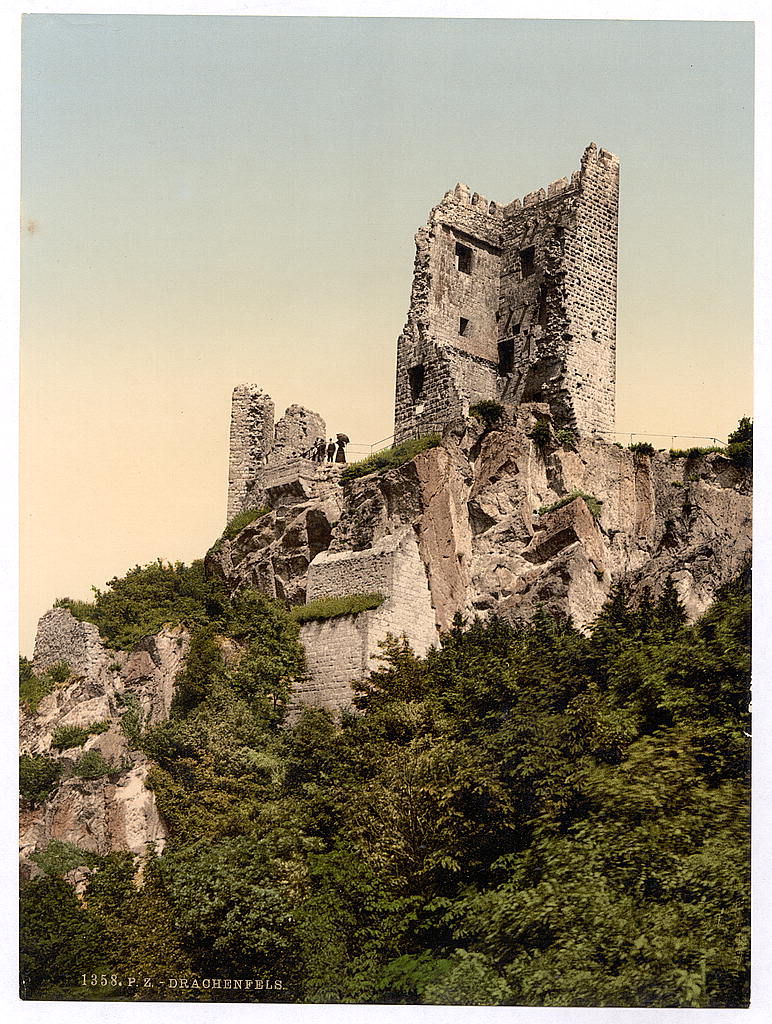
669,445 -> 724,460
726,416 -> 752,469
20,673 -> 53,713
530,419 -> 552,448
556,428 -> 577,451
119,693 -> 144,747
340,435 -> 441,483
628,441 -> 655,456
73,750 -> 111,780
222,507 -> 271,542
47,662 -> 71,684
51,721 -> 110,752
469,400 -> 504,427
30,840 -> 96,877
291,593 -> 386,623
20,755 -> 63,806
537,490 -> 603,522
19,659 -> 72,713
55,559 -> 220,649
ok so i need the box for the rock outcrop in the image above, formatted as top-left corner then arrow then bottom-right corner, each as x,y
20,610 -> 189,880
218,403 -> 751,633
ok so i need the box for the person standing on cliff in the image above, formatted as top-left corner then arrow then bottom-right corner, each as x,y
326,439 -> 336,463
335,434 -> 349,463
315,437 -> 326,463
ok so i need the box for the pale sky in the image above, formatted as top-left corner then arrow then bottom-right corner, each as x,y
19,15 -> 754,653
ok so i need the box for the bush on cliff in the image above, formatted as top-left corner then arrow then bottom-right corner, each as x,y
55,559 -> 228,649
19,754 -> 63,806
469,400 -> 504,427
19,658 -> 72,713
726,416 -> 752,469
51,721 -> 110,752
537,490 -> 603,522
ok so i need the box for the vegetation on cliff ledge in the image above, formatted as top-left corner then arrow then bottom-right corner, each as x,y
291,592 -> 386,623
340,434 -> 441,483
537,490 -> 603,522
20,565 -> 750,1007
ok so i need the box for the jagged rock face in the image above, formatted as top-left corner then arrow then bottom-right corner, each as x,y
206,489 -> 342,605
216,404 -> 752,632
20,609 -> 188,878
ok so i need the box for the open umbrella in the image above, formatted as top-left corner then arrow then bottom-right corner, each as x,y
336,433 -> 350,445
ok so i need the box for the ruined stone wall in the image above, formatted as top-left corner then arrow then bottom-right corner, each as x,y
227,389 -> 327,522
394,144 -> 618,441
563,144 -> 619,436
497,181 -> 578,416
295,528 -> 437,715
33,607 -> 108,679
427,185 -> 503,362
227,386 -> 275,522
271,404 -> 326,464
294,616 -> 369,715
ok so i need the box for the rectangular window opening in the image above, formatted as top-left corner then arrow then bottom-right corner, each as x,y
455,242 -> 473,274
408,364 -> 425,403
520,245 -> 536,278
498,339 -> 514,374
459,317 -> 470,337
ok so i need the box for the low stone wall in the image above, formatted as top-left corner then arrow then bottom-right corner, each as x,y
293,528 -> 438,716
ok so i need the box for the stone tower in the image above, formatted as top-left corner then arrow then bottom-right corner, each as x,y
394,143 -> 619,442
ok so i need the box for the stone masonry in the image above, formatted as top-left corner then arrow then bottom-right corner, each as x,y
227,386 -> 326,523
293,528 -> 438,715
394,143 -> 619,442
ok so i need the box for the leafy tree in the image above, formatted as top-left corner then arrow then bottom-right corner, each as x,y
20,876 -> 100,999
55,559 -> 225,649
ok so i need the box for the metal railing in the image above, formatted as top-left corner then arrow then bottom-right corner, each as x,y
593,430 -> 724,449
345,427 -> 726,458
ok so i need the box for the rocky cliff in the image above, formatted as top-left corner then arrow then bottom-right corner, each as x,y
22,403 -> 751,870
209,403 -> 751,632
20,609 -> 189,882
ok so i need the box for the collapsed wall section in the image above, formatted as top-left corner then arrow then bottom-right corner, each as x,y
227,387 -> 326,523
395,187 -> 504,442
271,404 -> 326,464
293,528 -> 437,715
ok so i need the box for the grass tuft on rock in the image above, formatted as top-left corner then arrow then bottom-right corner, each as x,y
537,491 -> 603,522
340,436 -> 441,483
291,593 -> 386,623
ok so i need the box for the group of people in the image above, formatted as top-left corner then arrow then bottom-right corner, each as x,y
307,435 -> 348,464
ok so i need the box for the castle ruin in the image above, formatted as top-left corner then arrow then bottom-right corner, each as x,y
227,143 -> 619,526
394,142 -> 619,442
219,144 -> 627,712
